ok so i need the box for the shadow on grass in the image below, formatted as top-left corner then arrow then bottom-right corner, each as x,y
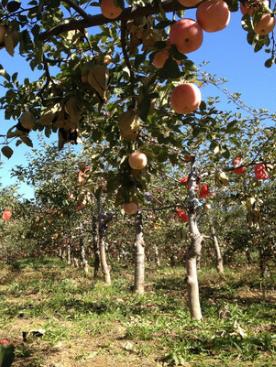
154,272 -> 275,308
171,330 -> 275,361
154,277 -> 184,291
14,340 -> 62,367
1,293 -> 182,322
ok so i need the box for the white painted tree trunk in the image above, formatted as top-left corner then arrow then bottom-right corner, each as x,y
99,237 -> 111,285
61,249 -> 66,260
80,240 -> 89,275
210,224 -> 224,274
67,244 -> 71,266
186,166 -> 203,320
73,257 -> 79,268
186,215 -> 203,320
96,190 -> 111,285
92,214 -> 100,278
134,211 -> 145,294
154,244 -> 160,267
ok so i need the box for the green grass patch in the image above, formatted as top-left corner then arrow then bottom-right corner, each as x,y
0,259 -> 275,366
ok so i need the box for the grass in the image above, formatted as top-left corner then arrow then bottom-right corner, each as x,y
0,258 -> 275,366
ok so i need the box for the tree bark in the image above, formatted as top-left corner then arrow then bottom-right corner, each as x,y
170,255 -> 177,267
134,211 -> 145,294
80,236 -> 89,275
245,247 -> 253,264
186,166 -> 203,320
67,242 -> 71,266
91,214 -> 100,278
96,191 -> 111,285
197,255 -> 201,270
73,257 -> 79,268
210,223 -> 224,274
154,244 -> 160,267
99,237 -> 111,284
186,215 -> 203,320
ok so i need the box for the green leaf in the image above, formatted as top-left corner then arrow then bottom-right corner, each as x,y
138,95 -> 151,121
134,52 -> 146,68
209,141 -> 220,155
254,42 -> 263,53
15,139 -> 22,146
170,45 -> 187,61
264,58 -> 273,68
158,58 -> 182,80
222,148 -> 231,159
21,135 -> 33,147
7,1 -> 21,12
4,33 -> 15,56
225,0 -> 239,11
0,65 -> 10,80
247,32 -> 255,45
1,146 -> 14,158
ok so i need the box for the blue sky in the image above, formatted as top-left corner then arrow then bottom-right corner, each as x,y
0,6 -> 275,199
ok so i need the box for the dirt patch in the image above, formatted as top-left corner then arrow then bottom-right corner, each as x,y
10,331 -> 158,367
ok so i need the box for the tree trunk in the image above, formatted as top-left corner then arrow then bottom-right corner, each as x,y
99,237 -> 111,284
96,190 -> 111,285
186,215 -> 203,320
245,247 -> 252,264
134,211 -> 145,294
186,166 -> 203,320
73,257 -> 79,268
210,223 -> 224,274
91,214 -> 100,278
170,255 -> 177,267
67,243 -> 71,266
154,244 -> 160,267
197,255 -> 201,270
80,237 -> 89,275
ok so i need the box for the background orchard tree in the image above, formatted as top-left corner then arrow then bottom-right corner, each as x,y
11,144 -> 92,265
0,186 -> 38,264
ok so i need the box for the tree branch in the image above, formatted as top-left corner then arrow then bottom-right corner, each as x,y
39,1 -> 190,41
120,19 -> 136,108
62,0 -> 92,22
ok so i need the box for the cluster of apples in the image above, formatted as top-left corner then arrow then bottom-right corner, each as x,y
99,0 -> 272,215
99,0 -> 275,118
240,0 -> 275,36
121,151 -> 148,215
155,0 -> 233,115
99,1 -> 228,115
254,162 -> 270,180
232,156 -> 247,174
179,176 -> 210,199
231,156 -> 270,180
